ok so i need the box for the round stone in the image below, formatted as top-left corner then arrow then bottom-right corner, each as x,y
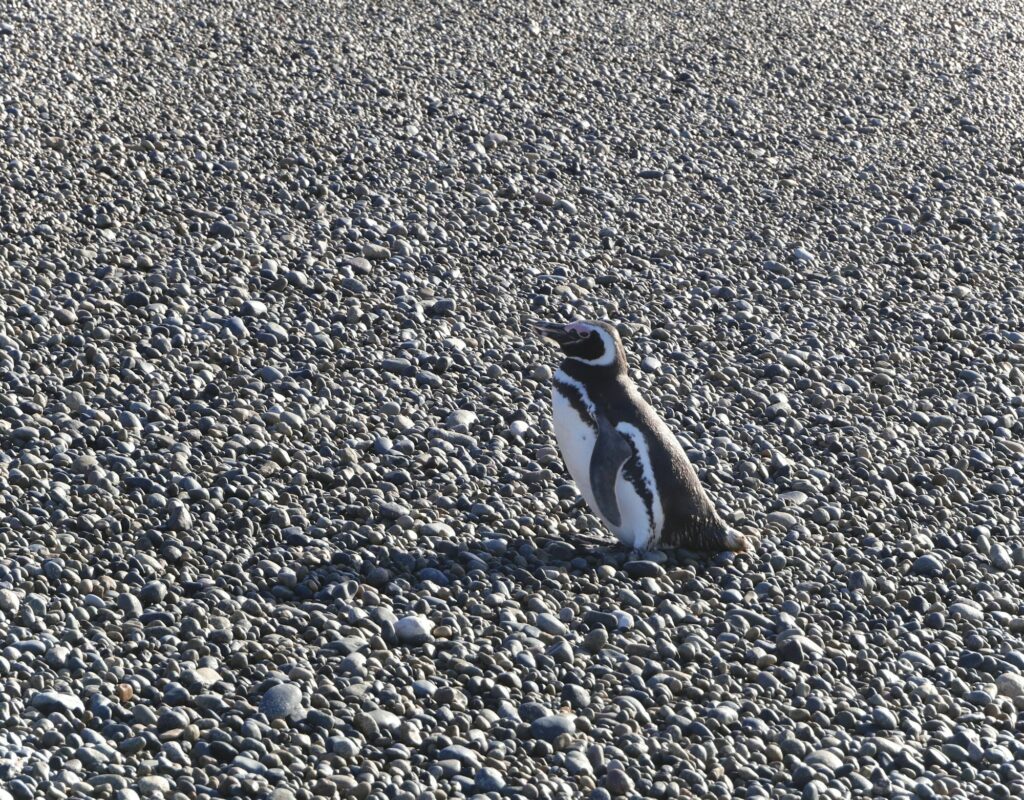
259,683 -> 303,721
394,615 -> 434,646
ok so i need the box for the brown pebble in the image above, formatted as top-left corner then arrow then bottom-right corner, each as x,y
116,683 -> 133,702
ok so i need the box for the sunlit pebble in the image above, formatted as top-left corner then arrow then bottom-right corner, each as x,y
509,420 -> 530,437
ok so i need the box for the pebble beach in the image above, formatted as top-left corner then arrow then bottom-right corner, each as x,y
2,1 -> 1024,798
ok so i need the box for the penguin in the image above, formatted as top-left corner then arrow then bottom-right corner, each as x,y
528,319 -> 748,553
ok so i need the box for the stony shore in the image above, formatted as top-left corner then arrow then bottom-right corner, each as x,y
2,1 -> 1024,798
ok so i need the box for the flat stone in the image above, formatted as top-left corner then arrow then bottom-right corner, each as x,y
240,299 -> 268,316
438,744 -> 481,770
766,511 -> 799,529
948,601 -> 984,623
31,691 -> 84,715
445,409 -> 477,429
706,705 -> 738,725
137,776 -> 172,794
193,667 -> 221,687
623,560 -> 665,579
536,613 -> 568,636
394,615 -> 434,645
530,714 -> 576,741
367,709 -> 401,731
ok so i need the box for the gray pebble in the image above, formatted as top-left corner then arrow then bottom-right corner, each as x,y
30,691 -> 84,715
531,714 -> 576,741
394,615 -> 433,645
259,683 -> 303,721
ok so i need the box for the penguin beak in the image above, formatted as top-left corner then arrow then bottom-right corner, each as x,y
526,319 -> 577,345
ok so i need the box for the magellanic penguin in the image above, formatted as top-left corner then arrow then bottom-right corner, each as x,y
529,319 -> 748,553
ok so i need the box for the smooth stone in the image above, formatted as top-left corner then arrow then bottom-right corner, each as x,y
394,615 -> 433,646
806,749 -> 843,771
31,691 -> 84,715
438,745 -> 481,770
137,776 -> 172,794
518,702 -> 551,723
949,601 -> 984,623
124,291 -> 149,307
565,750 -> 593,775
509,420 -> 530,436
872,707 -> 898,730
583,611 -> 619,630
474,767 -> 505,792
623,560 -> 665,579
222,317 -> 247,337
912,553 -> 944,576
706,705 -> 738,725
995,673 -> 1024,698
605,767 -> 634,796
766,511 -> 799,529
209,220 -> 236,238
162,682 -> 190,705
989,544 -> 1013,571
412,680 -> 436,697
362,243 -> 391,260
531,714 -> 576,741
259,683 -> 303,720
536,613 -> 568,636
240,299 -> 268,316
0,589 -> 20,615
445,409 -> 477,429
776,634 -> 823,664
428,298 -> 456,317
140,581 -> 168,605
193,667 -> 221,687
367,709 -> 401,731
583,628 -> 608,653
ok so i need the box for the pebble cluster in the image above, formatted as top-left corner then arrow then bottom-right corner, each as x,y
3,1 -> 1024,799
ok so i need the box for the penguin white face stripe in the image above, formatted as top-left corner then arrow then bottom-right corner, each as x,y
566,325 -> 617,367
553,368 -> 596,418
614,422 -> 665,538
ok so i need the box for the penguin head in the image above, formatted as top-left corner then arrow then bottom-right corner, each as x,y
528,319 -> 626,372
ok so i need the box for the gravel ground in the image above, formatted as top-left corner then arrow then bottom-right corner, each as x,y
3,0 -> 1024,798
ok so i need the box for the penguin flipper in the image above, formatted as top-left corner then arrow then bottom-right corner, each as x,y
589,415 -> 634,527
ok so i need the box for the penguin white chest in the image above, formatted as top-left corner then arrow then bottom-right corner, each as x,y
550,376 -> 661,549
551,385 -> 599,513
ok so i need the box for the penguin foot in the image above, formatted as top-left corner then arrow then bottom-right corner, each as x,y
567,529 -> 618,550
